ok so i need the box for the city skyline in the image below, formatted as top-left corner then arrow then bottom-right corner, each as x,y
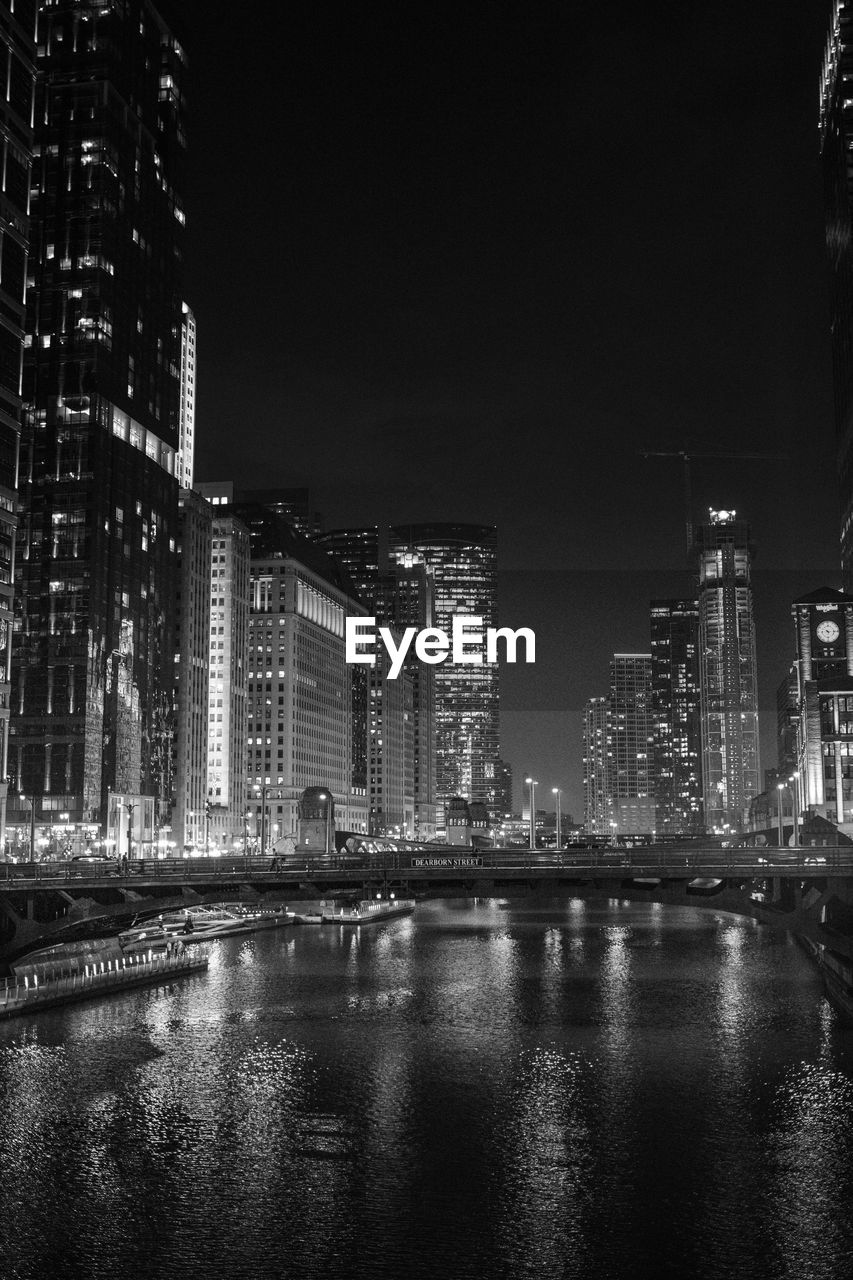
176,0 -> 839,816
0,1 -> 845,830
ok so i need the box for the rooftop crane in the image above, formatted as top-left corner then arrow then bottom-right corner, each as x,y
638,449 -> 788,553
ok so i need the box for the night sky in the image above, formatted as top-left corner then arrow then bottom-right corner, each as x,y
180,0 -> 837,818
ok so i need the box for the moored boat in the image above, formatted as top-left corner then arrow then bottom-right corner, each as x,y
320,898 -> 415,924
159,906 -> 295,941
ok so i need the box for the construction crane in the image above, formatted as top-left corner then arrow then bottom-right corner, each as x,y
638,449 -> 788,553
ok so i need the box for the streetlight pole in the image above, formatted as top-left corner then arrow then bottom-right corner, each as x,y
788,772 -> 800,847
317,790 -> 332,856
552,787 -> 562,851
525,777 -> 537,850
256,783 -> 267,855
776,783 -> 785,849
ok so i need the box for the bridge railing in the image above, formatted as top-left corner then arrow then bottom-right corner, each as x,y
1,845 -> 853,885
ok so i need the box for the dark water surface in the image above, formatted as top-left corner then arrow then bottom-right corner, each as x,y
1,900 -> 852,1280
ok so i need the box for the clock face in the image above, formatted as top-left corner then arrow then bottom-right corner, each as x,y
816,619 -> 840,644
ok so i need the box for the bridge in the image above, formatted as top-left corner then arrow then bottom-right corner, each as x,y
1,843 -> 853,984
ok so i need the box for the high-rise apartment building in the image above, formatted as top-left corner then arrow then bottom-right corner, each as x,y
0,0 -> 35,852
171,488 -> 211,850
582,696 -> 610,835
177,302 -> 195,488
820,1 -> 853,579
389,523 -> 500,818
650,599 -> 703,834
10,0 -> 187,833
608,654 -> 655,834
693,509 -> 760,830
206,512 -> 250,849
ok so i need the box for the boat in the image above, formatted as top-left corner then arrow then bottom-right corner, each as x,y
158,905 -> 296,941
320,898 -> 415,924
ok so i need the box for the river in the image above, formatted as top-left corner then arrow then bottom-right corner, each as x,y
0,899 -> 851,1280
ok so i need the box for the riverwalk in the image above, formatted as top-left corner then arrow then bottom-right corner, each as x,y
0,950 -> 209,1020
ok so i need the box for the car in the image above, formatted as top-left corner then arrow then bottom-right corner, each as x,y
68,854 -> 117,876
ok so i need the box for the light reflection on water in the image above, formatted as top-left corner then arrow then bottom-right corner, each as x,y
0,901 -> 851,1279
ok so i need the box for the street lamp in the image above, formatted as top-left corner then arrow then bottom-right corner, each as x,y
317,791 -> 332,856
552,787 -> 562,851
786,772 -> 800,848
776,783 -> 785,849
525,777 -> 537,850
253,784 -> 268,855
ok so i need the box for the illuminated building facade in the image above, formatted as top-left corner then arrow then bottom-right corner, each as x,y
194,498 -> 369,842
389,523 -> 500,817
177,302 -> 195,488
171,488 -> 211,850
650,599 -> 703,834
0,0 -> 35,850
820,0 -> 853,580
791,586 -> 853,829
205,512 -> 249,849
243,537 -> 368,841
10,0 -> 186,832
693,509 -> 760,830
608,654 -> 655,834
582,696 -> 609,835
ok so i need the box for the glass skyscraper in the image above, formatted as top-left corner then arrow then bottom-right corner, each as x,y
650,599 -> 703,834
315,525 -> 437,838
389,523 -> 500,818
693,509 -> 760,830
820,0 -> 853,579
0,0 -> 35,850
608,654 -> 655,835
10,0 -> 187,830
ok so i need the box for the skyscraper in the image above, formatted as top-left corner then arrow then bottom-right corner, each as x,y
820,1 -> 853,578
0,0 -> 35,851
693,509 -> 760,830
171,487 -> 211,851
315,525 -> 437,837
10,0 -> 187,833
650,599 -> 703,834
608,654 -> 655,835
177,302 -> 196,489
206,511 -> 250,848
389,523 -> 500,818
582,696 -> 610,835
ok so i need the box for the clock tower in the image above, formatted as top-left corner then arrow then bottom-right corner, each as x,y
792,586 -> 853,828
